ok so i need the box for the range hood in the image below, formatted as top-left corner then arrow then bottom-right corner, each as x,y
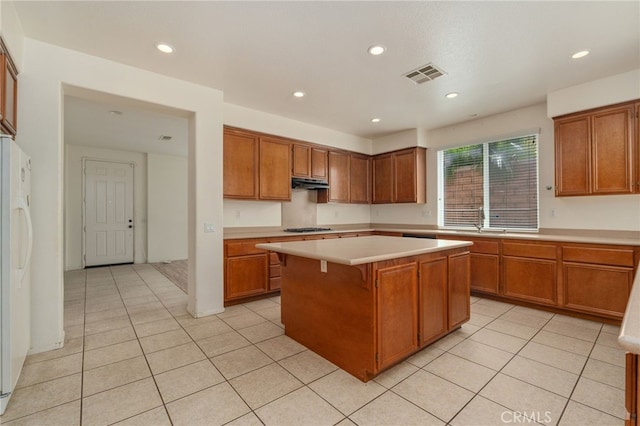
291,177 -> 330,190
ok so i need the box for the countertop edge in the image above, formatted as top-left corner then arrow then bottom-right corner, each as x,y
256,239 -> 472,266
225,226 -> 640,246
619,264 -> 640,354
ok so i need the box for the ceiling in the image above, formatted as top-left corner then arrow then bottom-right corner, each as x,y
14,1 -> 640,154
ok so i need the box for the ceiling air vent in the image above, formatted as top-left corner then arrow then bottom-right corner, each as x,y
404,63 -> 447,84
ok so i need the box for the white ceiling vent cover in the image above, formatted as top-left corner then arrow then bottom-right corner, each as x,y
404,63 -> 447,84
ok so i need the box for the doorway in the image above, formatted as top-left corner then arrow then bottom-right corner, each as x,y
83,159 -> 135,267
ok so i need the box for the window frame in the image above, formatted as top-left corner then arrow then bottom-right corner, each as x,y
437,133 -> 540,232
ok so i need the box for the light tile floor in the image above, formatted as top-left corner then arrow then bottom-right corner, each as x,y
0,264 -> 627,425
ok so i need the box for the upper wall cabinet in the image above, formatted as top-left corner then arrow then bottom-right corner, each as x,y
292,143 -> 328,180
317,151 -> 371,204
0,37 -> 18,136
554,100 -> 638,196
223,127 -> 291,201
224,128 -> 259,199
373,147 -> 426,204
259,137 -> 291,201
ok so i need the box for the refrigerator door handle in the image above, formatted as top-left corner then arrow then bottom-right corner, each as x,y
16,197 -> 33,283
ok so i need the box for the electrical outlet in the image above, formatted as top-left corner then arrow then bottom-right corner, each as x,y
235,210 -> 241,219
320,260 -> 327,273
204,223 -> 215,233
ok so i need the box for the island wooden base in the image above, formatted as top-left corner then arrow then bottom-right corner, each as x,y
279,246 -> 470,382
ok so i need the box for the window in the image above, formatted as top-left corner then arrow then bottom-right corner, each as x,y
437,134 -> 539,230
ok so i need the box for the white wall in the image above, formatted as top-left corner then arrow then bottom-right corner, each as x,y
147,153 -> 187,262
65,145 -> 148,270
223,200 -> 281,228
547,69 -> 640,118
0,0 -> 24,68
427,103 -> 640,231
19,38 -> 224,353
224,103 -> 372,154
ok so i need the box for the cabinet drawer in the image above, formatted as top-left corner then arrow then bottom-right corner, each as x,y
269,277 -> 281,291
563,245 -> 635,267
226,240 -> 266,257
269,252 -> 280,265
270,264 -> 281,278
470,239 -> 500,255
503,241 -> 557,260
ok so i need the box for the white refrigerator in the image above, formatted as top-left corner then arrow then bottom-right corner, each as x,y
0,136 -> 32,415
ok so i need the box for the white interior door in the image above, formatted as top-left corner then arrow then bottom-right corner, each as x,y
84,160 -> 134,266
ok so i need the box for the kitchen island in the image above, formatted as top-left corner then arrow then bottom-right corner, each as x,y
256,236 -> 472,381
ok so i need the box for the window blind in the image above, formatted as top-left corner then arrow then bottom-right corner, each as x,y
438,134 -> 539,230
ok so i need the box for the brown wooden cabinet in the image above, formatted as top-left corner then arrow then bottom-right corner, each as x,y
0,37 -> 17,136
561,243 -> 636,319
555,101 -> 637,196
223,128 -> 259,199
223,127 -> 291,201
419,256 -> 448,345
442,236 -> 500,295
626,353 -> 639,426
259,137 -> 291,200
377,263 -> 419,371
349,154 -> 371,204
292,144 -> 328,180
319,151 -> 371,204
502,240 -> 558,306
372,147 -> 426,204
324,151 -> 350,202
448,251 -> 471,329
224,240 -> 269,301
372,153 -> 393,203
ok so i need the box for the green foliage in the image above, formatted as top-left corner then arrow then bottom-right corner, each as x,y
443,144 -> 482,181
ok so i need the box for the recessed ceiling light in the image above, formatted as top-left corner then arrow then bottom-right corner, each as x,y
571,50 -> 590,59
368,45 -> 386,56
293,91 -> 305,98
156,43 -> 174,54
445,92 -> 459,99
370,118 -> 381,123
108,110 -> 123,116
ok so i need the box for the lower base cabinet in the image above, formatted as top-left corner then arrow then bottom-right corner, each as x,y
503,256 -> 557,306
377,263 -> 419,371
626,353 -> 639,426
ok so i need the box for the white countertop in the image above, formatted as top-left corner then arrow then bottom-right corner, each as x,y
619,264 -> 640,354
256,235 -> 472,266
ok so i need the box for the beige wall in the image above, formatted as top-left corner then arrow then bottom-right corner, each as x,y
19,38 -> 224,353
147,153 -> 187,262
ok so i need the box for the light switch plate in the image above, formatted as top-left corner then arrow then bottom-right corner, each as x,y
204,223 -> 215,233
320,259 -> 327,273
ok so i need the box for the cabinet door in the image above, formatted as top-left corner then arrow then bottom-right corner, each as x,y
327,151 -> 350,202
372,153 -> 393,203
469,253 -> 500,295
636,103 -> 640,194
1,54 -> 17,135
555,115 -> 591,196
259,137 -> 291,200
311,148 -> 328,180
563,263 -> 632,319
225,254 -> 268,300
448,252 -> 470,329
395,148 -> 424,203
503,256 -> 557,306
223,129 -> 258,199
419,257 -> 448,345
292,144 -> 311,177
591,104 -> 634,194
349,154 -> 371,204
377,263 -> 418,371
